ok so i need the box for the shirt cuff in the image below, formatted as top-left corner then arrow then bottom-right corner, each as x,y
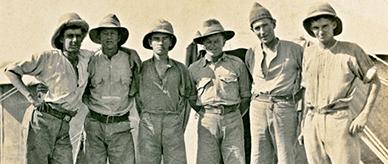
364,66 -> 377,83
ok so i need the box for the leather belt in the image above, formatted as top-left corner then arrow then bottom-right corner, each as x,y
202,104 -> 239,115
36,103 -> 75,122
307,102 -> 349,114
256,88 -> 305,102
89,110 -> 129,123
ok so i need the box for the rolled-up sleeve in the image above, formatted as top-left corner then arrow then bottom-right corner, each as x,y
5,52 -> 46,76
349,45 -> 376,83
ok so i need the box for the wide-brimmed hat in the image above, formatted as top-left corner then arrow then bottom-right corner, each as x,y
89,14 -> 129,45
303,2 -> 343,37
193,19 -> 235,45
249,2 -> 274,27
142,19 -> 177,50
51,12 -> 89,49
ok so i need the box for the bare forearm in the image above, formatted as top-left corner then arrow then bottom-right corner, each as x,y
361,76 -> 381,117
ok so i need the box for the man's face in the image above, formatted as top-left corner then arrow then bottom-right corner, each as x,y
100,29 -> 120,50
61,28 -> 84,53
310,17 -> 336,44
203,34 -> 225,57
251,18 -> 276,44
149,33 -> 172,56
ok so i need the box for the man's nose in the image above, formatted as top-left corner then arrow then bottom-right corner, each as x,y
71,36 -> 78,42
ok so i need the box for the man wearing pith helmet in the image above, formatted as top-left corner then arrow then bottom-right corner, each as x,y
301,2 -> 380,164
83,14 -> 141,164
188,19 -> 251,164
137,19 -> 194,164
4,13 -> 92,163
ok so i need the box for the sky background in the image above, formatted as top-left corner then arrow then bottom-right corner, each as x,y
1,0 -> 388,66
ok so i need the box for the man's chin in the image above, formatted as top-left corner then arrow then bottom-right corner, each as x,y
66,48 -> 80,53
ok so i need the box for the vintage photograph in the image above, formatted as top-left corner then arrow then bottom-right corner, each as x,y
0,0 -> 387,164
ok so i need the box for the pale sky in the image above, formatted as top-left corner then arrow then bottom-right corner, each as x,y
1,0 -> 388,64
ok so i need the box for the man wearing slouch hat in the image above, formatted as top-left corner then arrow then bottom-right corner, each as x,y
4,13 -> 92,164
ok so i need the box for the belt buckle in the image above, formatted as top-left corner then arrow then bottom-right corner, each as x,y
218,105 -> 225,115
106,115 -> 112,124
63,115 -> 71,122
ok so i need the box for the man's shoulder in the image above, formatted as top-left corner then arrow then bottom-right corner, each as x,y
79,49 -> 94,57
224,53 -> 245,65
188,58 -> 205,71
170,58 -> 186,67
280,40 -> 303,50
336,41 -> 363,50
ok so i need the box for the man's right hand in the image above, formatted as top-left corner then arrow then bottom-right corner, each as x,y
26,93 -> 43,107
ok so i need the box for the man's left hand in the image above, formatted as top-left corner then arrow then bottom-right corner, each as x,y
349,112 -> 368,135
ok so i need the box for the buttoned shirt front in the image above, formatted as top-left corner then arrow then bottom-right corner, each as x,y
302,41 -> 376,109
189,53 -> 251,107
6,49 -> 92,112
84,50 -> 137,116
245,40 -> 303,96
137,57 -> 193,114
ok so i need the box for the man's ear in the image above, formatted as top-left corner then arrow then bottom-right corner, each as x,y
59,36 -> 64,43
148,39 -> 152,48
272,19 -> 277,29
331,20 -> 337,29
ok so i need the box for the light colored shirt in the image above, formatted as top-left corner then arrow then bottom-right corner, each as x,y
302,41 -> 376,109
6,49 -> 92,112
84,49 -> 139,116
137,57 -> 194,114
189,53 -> 251,106
245,40 -> 303,96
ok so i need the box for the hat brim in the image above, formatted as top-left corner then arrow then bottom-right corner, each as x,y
89,27 -> 129,46
193,30 -> 235,44
303,13 -> 342,37
51,20 -> 89,49
142,31 -> 177,50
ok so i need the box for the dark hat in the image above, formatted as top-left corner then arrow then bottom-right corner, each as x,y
142,19 -> 177,50
303,2 -> 343,37
249,2 -> 274,26
51,13 -> 89,49
89,14 -> 129,45
193,19 -> 235,44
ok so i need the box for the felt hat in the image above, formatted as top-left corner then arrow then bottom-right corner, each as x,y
89,14 -> 129,45
142,19 -> 177,50
193,19 -> 235,44
249,2 -> 274,27
303,2 -> 343,37
51,12 -> 89,49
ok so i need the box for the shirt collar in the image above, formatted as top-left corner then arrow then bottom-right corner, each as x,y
151,55 -> 175,68
202,52 -> 226,67
261,38 -> 280,53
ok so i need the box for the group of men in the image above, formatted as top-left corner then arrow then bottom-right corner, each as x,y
4,1 -> 380,164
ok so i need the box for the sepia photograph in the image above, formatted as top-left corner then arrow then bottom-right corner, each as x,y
0,0 -> 387,163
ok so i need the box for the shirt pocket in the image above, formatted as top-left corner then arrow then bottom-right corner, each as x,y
91,75 -> 104,88
121,74 -> 132,89
219,73 -> 239,96
196,78 -> 212,96
219,73 -> 238,83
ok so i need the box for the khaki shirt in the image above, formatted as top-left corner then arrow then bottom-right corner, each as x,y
6,49 -> 92,112
137,57 -> 194,114
84,49 -> 139,116
302,41 -> 376,108
245,40 -> 303,96
189,53 -> 251,106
